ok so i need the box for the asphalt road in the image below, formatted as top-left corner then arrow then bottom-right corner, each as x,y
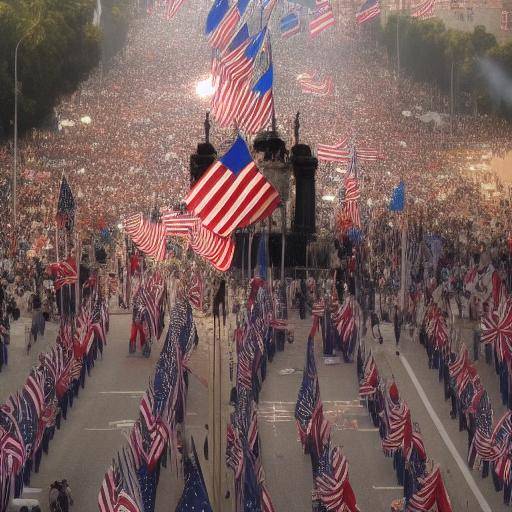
2,307 -> 510,512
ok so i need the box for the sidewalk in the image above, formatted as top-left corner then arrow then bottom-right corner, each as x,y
0,316 -> 59,403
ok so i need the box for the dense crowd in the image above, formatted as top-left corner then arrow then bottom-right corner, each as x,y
0,2 -> 511,309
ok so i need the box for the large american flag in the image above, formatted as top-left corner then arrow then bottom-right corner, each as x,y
235,59 -> 274,134
185,135 -> 280,238
356,0 -> 381,24
206,0 -> 241,51
211,27 -> 271,132
123,213 -> 167,262
309,1 -> 335,38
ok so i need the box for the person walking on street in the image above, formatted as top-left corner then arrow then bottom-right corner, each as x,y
393,304 -> 403,347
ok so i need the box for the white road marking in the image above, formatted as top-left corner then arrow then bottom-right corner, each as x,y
108,420 -> 135,428
357,428 -> 380,432
98,391 -> 145,395
400,355 -> 492,512
372,486 -> 403,490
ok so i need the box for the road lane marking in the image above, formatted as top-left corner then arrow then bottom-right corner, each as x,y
99,391 -> 145,395
400,355 -> 492,512
372,486 -> 403,490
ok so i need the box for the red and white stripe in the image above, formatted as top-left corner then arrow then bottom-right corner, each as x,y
299,76 -> 333,96
163,0 -> 186,19
309,1 -> 336,38
411,0 -> 435,19
189,222 -> 235,272
208,4 -> 240,51
124,213 -> 167,262
23,374 -> 45,417
186,162 -> 280,239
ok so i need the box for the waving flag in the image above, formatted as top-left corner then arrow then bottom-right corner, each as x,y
356,0 -> 380,24
389,181 -> 405,212
123,213 -> 168,261
317,136 -> 350,162
280,12 -> 300,38
341,150 -> 361,227
212,27 -> 268,130
411,0 -> 435,18
47,256 -> 78,290
163,0 -> 186,18
299,75 -> 333,96
206,0 -> 246,51
236,59 -> 274,134
56,175 -> 75,231
309,1 -> 335,37
185,136 -> 280,238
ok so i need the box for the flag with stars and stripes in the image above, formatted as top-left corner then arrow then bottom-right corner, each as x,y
176,438 -> 213,512
185,135 -> 280,238
56,175 -> 75,231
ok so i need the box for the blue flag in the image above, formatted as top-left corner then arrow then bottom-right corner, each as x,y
389,181 -> 405,212
256,232 -> 268,280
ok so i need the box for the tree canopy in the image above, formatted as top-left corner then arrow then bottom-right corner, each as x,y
0,0 -> 132,136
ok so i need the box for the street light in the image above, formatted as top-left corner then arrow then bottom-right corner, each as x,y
13,20 -> 39,227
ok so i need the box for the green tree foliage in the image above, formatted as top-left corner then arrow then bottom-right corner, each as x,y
0,0 -> 133,135
380,16 -> 512,116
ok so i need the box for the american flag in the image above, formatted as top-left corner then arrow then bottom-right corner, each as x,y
295,336 -> 321,448
481,298 -> 512,362
299,75 -> 333,96
407,465 -> 452,512
315,445 -> 360,512
162,0 -> 186,19
226,421 -> 244,479
189,221 -> 235,272
188,271 -> 204,310
332,298 -> 357,347
185,135 -> 280,238
280,12 -> 301,39
206,0 -> 240,51
123,213 -> 167,262
176,439 -> 213,511
47,256 -> 78,291
161,210 -> 198,237
317,139 -> 382,164
341,150 -> 361,228
309,1 -> 335,38
23,373 -> 45,418
469,390 -> 494,465
235,58 -> 274,134
411,0 -> 435,19
317,136 -> 350,162
211,28 -> 268,130
56,175 -> 75,231
356,0 -> 381,24
359,354 -> 379,397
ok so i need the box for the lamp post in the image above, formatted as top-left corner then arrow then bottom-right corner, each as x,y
13,32 -> 31,227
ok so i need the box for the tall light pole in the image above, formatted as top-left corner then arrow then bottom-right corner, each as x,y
13,21 -> 38,228
13,37 -> 23,227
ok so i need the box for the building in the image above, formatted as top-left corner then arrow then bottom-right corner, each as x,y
382,0 -> 512,44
